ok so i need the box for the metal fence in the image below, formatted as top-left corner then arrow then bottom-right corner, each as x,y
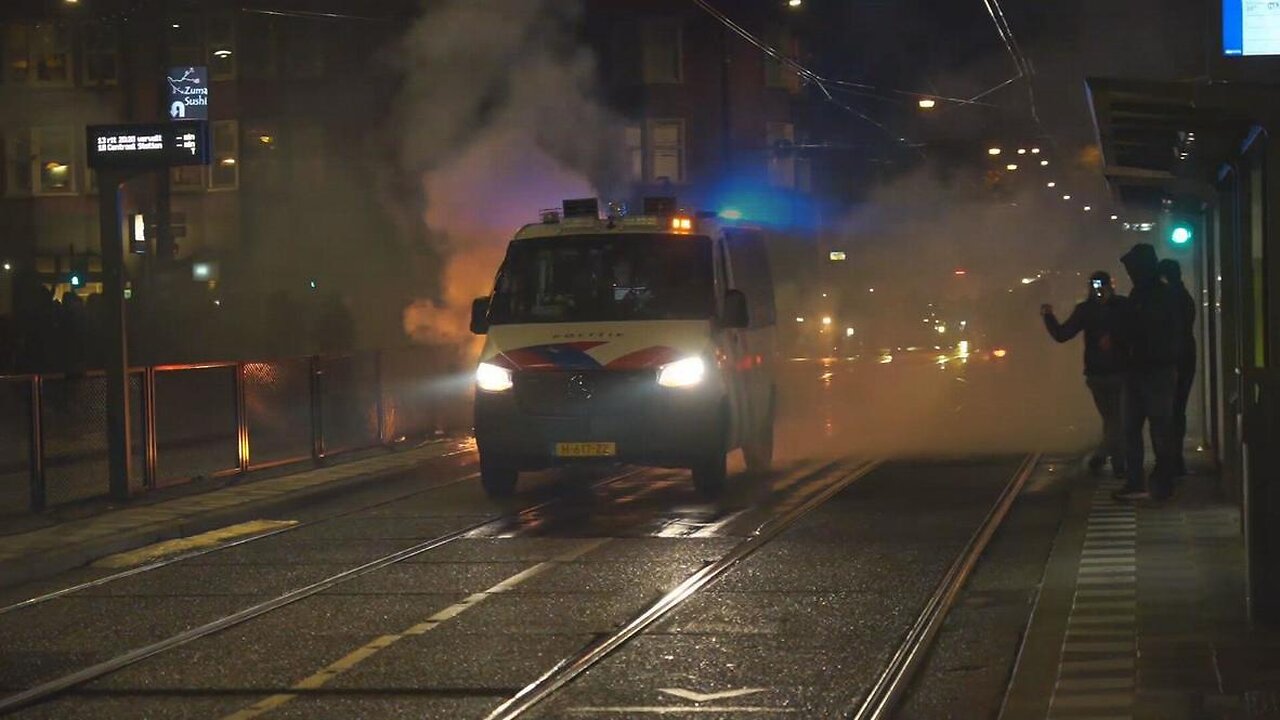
0,347 -> 472,516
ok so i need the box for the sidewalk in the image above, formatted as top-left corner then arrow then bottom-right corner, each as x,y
0,438 -> 475,589
1002,458 -> 1280,720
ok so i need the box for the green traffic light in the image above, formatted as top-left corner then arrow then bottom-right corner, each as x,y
1170,225 -> 1192,245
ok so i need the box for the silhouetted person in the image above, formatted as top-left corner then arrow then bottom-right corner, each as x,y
1041,271 -> 1130,477
1158,258 -> 1196,476
1114,243 -> 1185,501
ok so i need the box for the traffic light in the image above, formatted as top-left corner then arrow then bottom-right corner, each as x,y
1169,223 -> 1193,246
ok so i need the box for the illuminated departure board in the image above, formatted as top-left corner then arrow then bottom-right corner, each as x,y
87,121 -> 210,170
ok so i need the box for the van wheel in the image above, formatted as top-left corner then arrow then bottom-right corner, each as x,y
480,459 -> 518,498
692,452 -> 727,497
744,411 -> 774,475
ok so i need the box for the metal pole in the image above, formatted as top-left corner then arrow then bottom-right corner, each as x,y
143,367 -> 158,489
311,356 -> 325,461
99,171 -> 132,500
374,350 -> 386,445
27,376 -> 45,512
235,362 -> 249,473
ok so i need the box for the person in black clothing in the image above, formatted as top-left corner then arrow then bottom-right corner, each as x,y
1114,243 -> 1185,501
1041,271 -> 1129,477
1158,258 -> 1196,475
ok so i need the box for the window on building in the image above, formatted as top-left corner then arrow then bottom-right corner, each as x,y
240,17 -> 279,78
166,17 -> 204,67
4,131 -> 33,196
207,17 -> 236,80
210,120 -> 239,190
648,119 -> 685,184
170,164 -> 203,190
82,24 -> 119,85
34,127 -> 76,194
282,22 -> 324,78
766,122 -> 796,189
796,156 -> 812,193
625,125 -> 643,183
4,24 -> 73,85
764,31 -> 800,92
641,19 -> 682,84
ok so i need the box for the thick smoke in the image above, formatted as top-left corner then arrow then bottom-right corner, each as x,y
772,163 -> 1130,461
395,0 -> 626,348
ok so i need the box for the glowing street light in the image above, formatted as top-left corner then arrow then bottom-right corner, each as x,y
1006,163 -> 1018,171
918,98 -> 937,109
796,316 -> 805,323
846,327 -> 855,337
1031,147 -> 1041,154
787,0 -> 803,6
1084,205 -> 1092,212
1040,159 -> 1049,166
1110,214 -> 1119,221
821,316 -> 833,326
987,147 -> 1002,156
1017,148 -> 1027,155
1062,194 -> 1072,200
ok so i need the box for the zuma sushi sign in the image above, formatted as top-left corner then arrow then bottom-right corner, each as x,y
86,121 -> 210,170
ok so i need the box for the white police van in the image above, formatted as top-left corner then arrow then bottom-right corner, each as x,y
469,198 -> 777,497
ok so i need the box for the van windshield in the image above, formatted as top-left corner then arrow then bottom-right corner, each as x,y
488,234 -> 714,325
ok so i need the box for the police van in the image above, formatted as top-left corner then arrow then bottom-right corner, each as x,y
469,197 -> 777,498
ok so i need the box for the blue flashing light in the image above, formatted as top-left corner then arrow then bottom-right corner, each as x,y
1170,225 -> 1192,245
719,208 -> 744,221
69,274 -> 81,287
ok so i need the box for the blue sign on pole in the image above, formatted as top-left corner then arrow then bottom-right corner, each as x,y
166,66 -> 209,120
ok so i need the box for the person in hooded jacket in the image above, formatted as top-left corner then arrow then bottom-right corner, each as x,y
1041,271 -> 1129,477
1114,243 -> 1186,501
1158,258 -> 1196,476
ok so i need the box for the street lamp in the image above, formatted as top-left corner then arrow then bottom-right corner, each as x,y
987,147 -> 1002,156
1006,163 -> 1018,171
1046,181 -> 1056,188
918,98 -> 936,109
1062,194 -> 1072,200
787,0 -> 802,6
1040,160 -> 1049,166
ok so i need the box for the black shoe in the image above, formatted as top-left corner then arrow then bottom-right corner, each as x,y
1112,487 -> 1150,501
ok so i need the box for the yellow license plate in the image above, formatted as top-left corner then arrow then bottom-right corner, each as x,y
555,442 -> 617,458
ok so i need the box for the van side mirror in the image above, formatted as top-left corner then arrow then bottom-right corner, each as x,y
470,297 -> 491,335
722,290 -> 749,329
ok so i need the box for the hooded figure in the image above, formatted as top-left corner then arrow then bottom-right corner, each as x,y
1041,271 -> 1129,476
1113,243 -> 1185,501
1158,258 -> 1197,475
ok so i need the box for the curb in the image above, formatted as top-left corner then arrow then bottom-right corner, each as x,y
0,448 -> 476,590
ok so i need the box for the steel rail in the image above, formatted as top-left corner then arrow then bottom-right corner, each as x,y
0,467 -> 651,716
848,452 -> 1042,720
484,458 -> 881,720
0,447 -> 478,616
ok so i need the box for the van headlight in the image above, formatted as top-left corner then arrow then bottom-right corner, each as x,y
475,362 -> 513,392
657,356 -> 706,388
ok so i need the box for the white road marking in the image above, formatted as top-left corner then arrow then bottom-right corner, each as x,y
658,688 -> 766,703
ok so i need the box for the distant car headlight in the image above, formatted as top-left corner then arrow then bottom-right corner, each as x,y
475,362 -> 513,392
657,356 -> 706,388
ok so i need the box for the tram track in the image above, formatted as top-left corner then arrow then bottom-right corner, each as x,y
0,466 -> 654,716
482,453 -> 1040,720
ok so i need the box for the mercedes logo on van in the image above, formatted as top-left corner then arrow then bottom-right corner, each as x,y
566,374 -> 593,400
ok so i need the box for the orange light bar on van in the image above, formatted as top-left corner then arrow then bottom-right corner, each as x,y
671,217 -> 693,232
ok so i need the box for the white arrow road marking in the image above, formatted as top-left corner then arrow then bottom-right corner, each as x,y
658,688 -> 767,703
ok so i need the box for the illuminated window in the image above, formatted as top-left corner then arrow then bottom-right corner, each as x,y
625,125 -> 643,183
647,119 -> 684,184
36,127 -> 76,194
82,23 -> 119,85
170,164 -> 203,190
641,19 -> 682,84
766,122 -> 796,189
210,120 -> 239,190
4,24 -> 73,85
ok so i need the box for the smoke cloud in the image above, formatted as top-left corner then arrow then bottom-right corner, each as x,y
395,0 -> 627,348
